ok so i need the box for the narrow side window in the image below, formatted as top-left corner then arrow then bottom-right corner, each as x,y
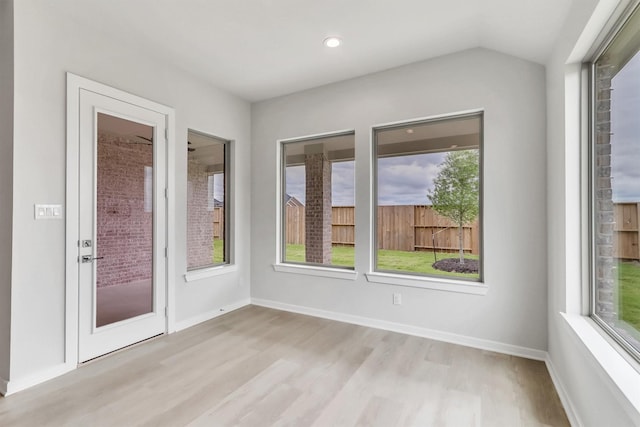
187,130 -> 230,270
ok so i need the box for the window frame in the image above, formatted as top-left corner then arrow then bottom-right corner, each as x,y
588,2 -> 640,364
370,111 -> 484,284
184,129 -> 232,279
275,129 -> 357,276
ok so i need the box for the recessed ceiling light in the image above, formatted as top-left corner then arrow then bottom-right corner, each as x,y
451,144 -> 458,148
323,37 -> 342,48
406,129 -> 414,134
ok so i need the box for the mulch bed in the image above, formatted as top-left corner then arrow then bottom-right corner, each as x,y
433,258 -> 479,274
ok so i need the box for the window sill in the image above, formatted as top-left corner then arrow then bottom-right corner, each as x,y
365,271 -> 488,295
272,263 -> 358,281
561,313 -> 640,417
184,264 -> 237,282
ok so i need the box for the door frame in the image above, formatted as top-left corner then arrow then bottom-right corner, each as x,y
66,73 -> 176,367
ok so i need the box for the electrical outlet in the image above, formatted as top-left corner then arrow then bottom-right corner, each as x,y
393,293 -> 402,305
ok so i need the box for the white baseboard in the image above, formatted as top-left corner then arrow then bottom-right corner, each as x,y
250,298 -> 547,361
174,299 -> 251,332
545,356 -> 582,427
3,363 -> 75,396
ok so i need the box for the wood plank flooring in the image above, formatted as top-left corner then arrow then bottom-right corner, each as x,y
0,306 -> 569,426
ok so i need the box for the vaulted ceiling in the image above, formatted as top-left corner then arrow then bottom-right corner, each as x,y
60,0 -> 573,101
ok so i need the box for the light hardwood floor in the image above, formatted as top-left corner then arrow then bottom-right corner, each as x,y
0,306 -> 569,426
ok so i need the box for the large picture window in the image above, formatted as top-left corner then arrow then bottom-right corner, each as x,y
281,132 -> 355,268
373,113 -> 482,281
187,130 -> 230,270
591,6 -> 640,361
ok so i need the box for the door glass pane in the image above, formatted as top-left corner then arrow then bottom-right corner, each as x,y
95,113 -> 154,327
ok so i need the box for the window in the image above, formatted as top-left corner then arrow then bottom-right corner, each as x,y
591,6 -> 640,361
281,131 -> 355,268
373,113 -> 482,281
187,130 -> 230,270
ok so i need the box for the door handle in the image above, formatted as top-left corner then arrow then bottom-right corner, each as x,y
81,255 -> 105,263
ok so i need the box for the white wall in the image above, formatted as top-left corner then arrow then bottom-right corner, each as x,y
8,0 -> 251,385
251,48 -> 548,354
546,0 -> 640,425
0,0 -> 14,388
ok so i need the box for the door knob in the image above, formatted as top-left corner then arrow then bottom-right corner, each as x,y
81,255 -> 105,263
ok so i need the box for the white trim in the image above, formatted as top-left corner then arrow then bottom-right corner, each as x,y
66,73 -> 176,361
166,108 -> 177,334
65,73 -> 81,368
184,264 -> 238,282
561,314 -> 640,423
174,299 -> 250,331
272,263 -> 358,280
2,364 -> 75,396
365,271 -> 487,295
545,355 -> 583,427
251,298 -> 546,361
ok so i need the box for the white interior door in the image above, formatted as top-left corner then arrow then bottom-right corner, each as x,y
78,89 -> 167,362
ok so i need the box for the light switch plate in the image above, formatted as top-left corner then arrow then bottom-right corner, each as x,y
35,204 -> 63,220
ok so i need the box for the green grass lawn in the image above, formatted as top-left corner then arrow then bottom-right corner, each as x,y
213,239 -> 224,264
284,244 -> 480,280
618,261 -> 640,331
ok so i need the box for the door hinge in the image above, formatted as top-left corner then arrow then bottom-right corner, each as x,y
165,247 -> 168,258
164,188 -> 168,199
165,306 -> 168,317
165,128 -> 168,141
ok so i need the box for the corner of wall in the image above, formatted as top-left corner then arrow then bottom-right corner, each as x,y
0,0 -> 14,385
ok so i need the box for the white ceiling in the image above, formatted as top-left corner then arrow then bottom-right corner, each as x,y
61,0 -> 573,102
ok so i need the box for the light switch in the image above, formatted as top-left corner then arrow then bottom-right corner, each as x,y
35,204 -> 63,220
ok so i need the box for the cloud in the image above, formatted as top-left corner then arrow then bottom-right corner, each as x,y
378,153 -> 445,205
332,161 -> 355,206
285,165 -> 306,204
284,152 -> 455,206
213,173 -> 224,200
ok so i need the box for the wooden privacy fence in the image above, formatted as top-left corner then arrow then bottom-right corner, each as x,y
285,205 -> 479,254
285,202 -> 640,259
213,207 -> 224,239
614,202 -> 640,260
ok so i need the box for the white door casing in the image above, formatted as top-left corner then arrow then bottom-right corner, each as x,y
66,74 -> 176,365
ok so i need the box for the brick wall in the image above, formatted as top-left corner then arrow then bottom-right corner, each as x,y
304,153 -> 332,264
594,62 -> 616,323
96,134 -> 153,288
187,160 -> 215,269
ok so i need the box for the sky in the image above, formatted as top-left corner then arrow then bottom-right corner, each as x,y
208,173 -> 225,205
285,152 -> 447,206
611,50 -> 640,202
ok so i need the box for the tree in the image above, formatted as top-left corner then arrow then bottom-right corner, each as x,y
427,150 -> 479,264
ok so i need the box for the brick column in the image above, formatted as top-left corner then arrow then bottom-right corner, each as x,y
594,62 -> 617,323
304,144 -> 332,264
187,161 -> 215,268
